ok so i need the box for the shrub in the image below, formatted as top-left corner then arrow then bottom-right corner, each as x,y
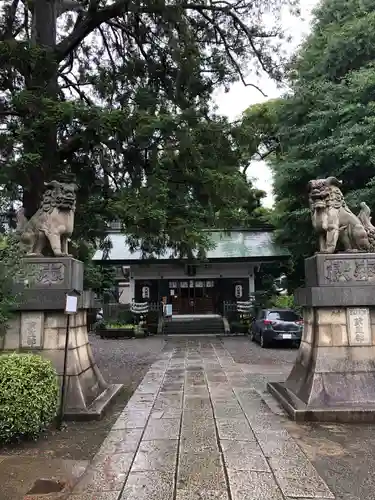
118,309 -> 135,324
0,353 -> 59,444
270,294 -> 302,315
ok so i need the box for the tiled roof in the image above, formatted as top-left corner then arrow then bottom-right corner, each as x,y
93,230 -> 289,263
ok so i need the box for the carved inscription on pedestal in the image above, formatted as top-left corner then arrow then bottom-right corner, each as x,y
347,308 -> 371,345
27,262 -> 65,286
21,312 -> 43,348
325,259 -> 375,284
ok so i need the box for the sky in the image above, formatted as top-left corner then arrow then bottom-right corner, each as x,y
214,0 -> 318,207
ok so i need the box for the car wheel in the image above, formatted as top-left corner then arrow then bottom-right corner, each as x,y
260,333 -> 268,348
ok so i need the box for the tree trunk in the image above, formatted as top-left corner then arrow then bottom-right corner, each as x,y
22,0 -> 59,218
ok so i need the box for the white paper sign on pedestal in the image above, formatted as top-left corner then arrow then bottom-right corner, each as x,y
65,295 -> 78,315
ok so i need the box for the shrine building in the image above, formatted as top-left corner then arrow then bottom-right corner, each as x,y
92,225 -> 289,315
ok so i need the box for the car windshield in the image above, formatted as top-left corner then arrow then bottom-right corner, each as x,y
267,311 -> 301,322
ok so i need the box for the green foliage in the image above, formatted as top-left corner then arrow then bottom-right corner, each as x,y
106,322 -> 134,329
236,0 -> 375,287
0,234 -> 26,333
0,0 -> 295,257
118,310 -> 135,324
270,294 -> 302,315
74,241 -> 116,293
0,353 -> 59,444
270,294 -> 294,309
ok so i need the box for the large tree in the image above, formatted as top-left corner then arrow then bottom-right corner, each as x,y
0,0 -> 293,257
238,0 -> 375,286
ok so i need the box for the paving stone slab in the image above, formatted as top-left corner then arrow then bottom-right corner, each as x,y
128,394 -> 156,404
248,417 -> 288,433
135,384 -> 161,393
99,429 -> 143,454
184,396 -> 212,410
124,402 -> 155,412
257,435 -> 305,459
69,493 -> 121,500
177,452 -> 227,490
153,392 -> 183,410
209,382 -> 234,390
176,489 -> 229,500
211,391 -> 238,401
216,418 -> 256,441
228,471 -> 283,500
184,386 -> 210,397
185,380 -> 206,387
180,418 -> 218,453
150,408 -> 182,419
102,429 -> 143,444
132,439 -> 178,472
268,448 -> 312,470
226,380 -> 251,388
120,471 -> 174,500
90,452 -> 134,475
274,466 -> 335,499
160,383 -> 184,391
143,418 -> 180,440
180,433 -> 218,453
112,411 -> 150,430
221,440 -> 271,472
213,403 -> 246,419
73,468 -> 127,493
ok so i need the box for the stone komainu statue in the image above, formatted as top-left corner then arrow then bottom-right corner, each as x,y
16,180 -> 77,257
308,176 -> 375,253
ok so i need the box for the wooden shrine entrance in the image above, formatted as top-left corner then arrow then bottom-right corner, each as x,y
168,279 -> 216,314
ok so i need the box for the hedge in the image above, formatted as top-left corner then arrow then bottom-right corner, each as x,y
0,353 -> 59,444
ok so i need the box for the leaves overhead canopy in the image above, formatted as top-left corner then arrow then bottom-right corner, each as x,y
0,0 -> 294,257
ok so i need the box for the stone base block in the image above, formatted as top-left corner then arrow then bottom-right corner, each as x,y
1,309 -> 122,421
267,381 -> 375,422
63,383 -> 123,421
268,305 -> 375,423
21,256 -> 84,290
297,253 -> 375,307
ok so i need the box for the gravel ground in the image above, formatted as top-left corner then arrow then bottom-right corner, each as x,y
222,336 -> 298,366
0,334 -> 166,460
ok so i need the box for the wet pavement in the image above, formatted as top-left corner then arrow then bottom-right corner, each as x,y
66,338 -> 335,500
3,337 -> 375,499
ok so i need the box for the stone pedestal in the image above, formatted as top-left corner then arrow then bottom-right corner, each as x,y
268,253 -> 375,422
1,257 -> 122,420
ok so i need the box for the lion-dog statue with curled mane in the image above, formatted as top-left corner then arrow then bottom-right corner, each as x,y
15,180 -> 77,257
308,176 -> 375,253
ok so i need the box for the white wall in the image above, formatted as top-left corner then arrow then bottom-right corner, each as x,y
118,283 -> 131,304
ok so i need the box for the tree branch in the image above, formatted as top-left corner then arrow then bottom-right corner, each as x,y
199,10 -> 267,96
56,0 -> 131,60
56,0 -> 278,67
257,147 -> 276,161
59,73 -> 93,104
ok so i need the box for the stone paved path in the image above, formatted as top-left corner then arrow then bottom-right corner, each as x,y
68,339 -> 335,500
